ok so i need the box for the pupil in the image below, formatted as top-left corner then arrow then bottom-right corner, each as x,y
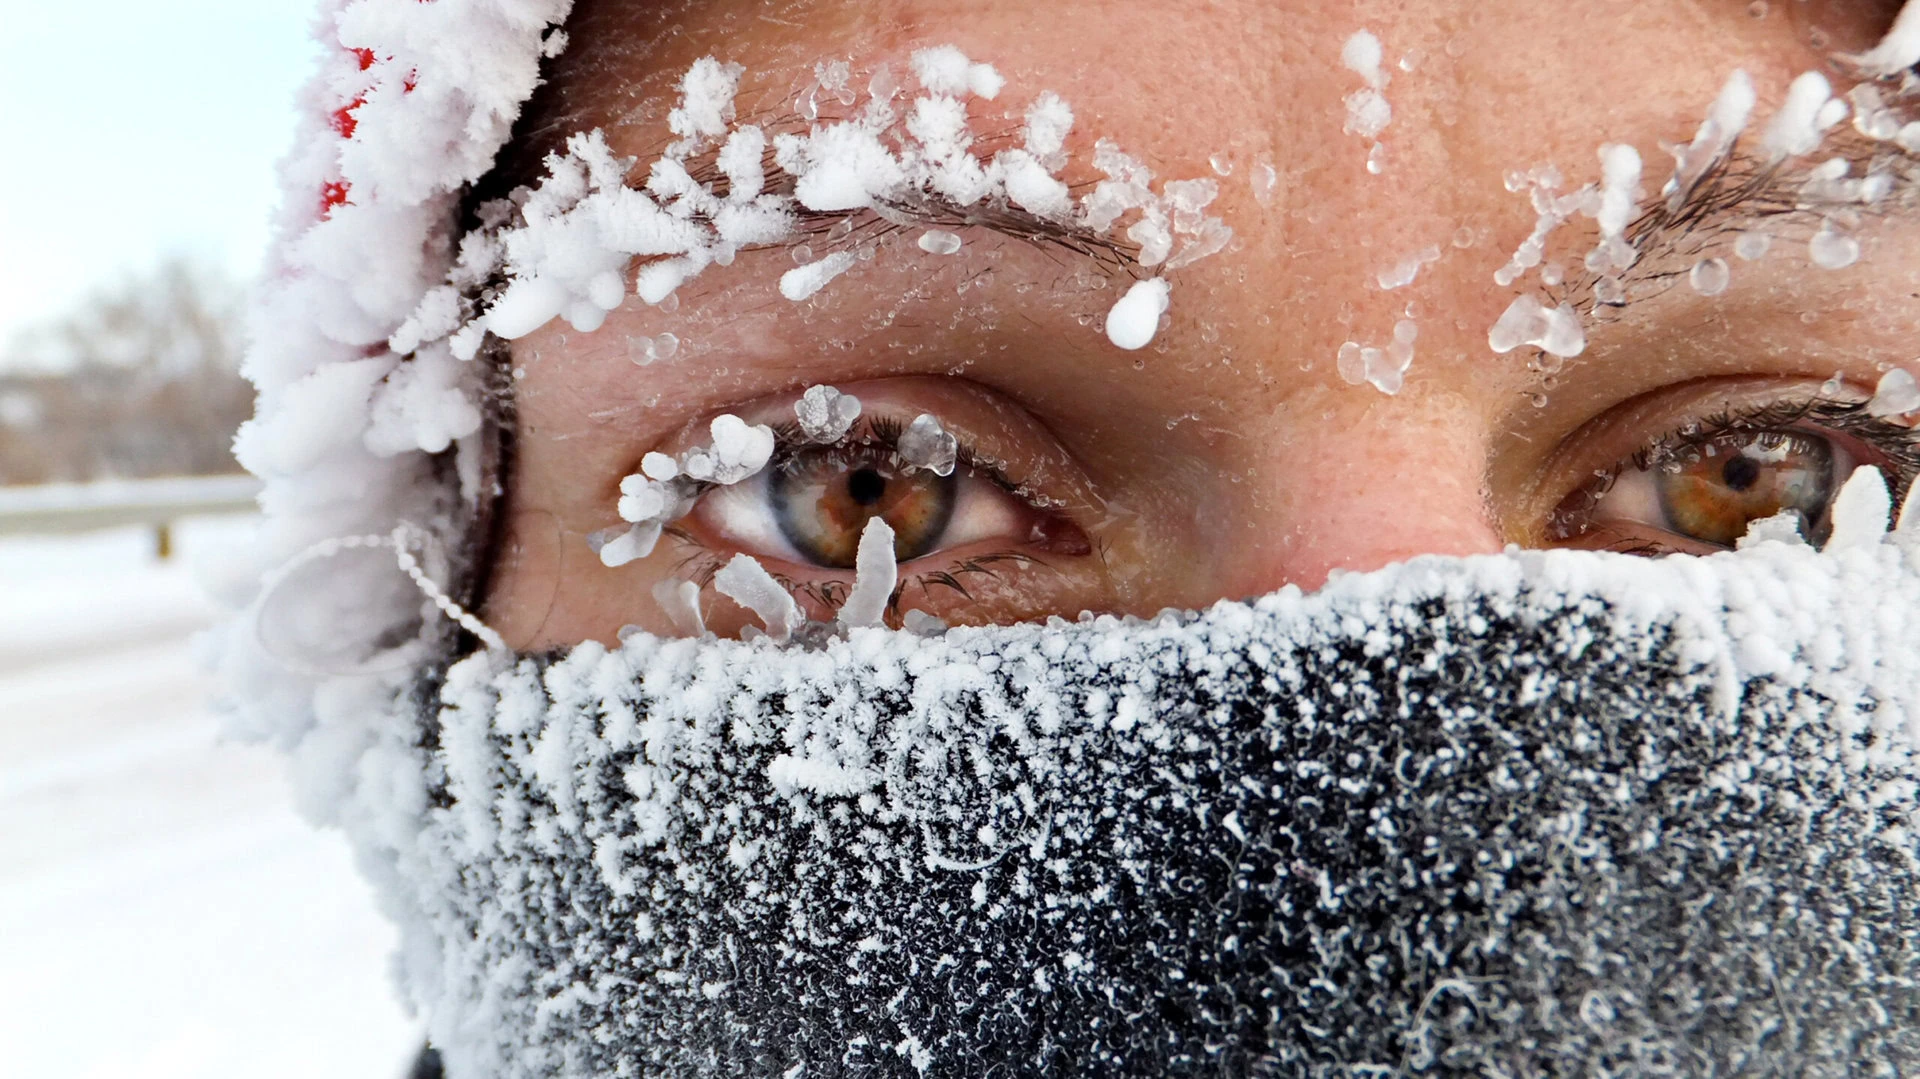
847,468 -> 887,507
1721,455 -> 1760,492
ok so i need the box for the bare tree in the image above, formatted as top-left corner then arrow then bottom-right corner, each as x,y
0,259 -> 255,485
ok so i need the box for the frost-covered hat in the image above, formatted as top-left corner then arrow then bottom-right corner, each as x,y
217,2 -> 1920,1075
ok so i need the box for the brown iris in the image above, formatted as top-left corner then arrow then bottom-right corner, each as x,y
769,449 -> 958,567
1655,433 -> 1834,546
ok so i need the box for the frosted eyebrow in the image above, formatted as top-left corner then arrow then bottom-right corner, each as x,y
1560,141 -> 1920,312
646,149 -> 1143,275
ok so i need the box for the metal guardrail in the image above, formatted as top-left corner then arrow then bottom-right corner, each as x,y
0,475 -> 262,556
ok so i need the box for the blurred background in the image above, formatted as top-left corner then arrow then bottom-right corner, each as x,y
1,2 -> 421,1075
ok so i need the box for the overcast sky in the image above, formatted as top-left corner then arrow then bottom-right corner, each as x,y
0,1 -> 319,358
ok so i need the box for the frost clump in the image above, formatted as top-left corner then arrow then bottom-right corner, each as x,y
713,554 -> 804,641
1105,278 -> 1171,351
1868,368 -> 1920,419
1488,295 -> 1585,358
781,252 -> 859,301
601,414 -> 774,567
1762,72 -> 1837,160
837,517 -> 898,629
796,384 -> 864,441
1341,30 -> 1392,159
433,47 -> 1230,355
898,414 -> 958,476
1337,319 -> 1417,395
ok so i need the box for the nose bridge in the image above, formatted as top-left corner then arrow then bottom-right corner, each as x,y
1223,389 -> 1506,598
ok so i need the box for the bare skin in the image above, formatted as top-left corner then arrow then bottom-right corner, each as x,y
484,0 -> 1919,648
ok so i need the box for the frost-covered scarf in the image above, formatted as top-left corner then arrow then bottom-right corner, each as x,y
340,520 -> 1920,1077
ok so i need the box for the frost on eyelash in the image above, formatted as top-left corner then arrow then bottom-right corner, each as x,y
795,384 -> 864,442
1870,368 -> 1920,419
393,47 -> 1229,363
897,413 -> 958,476
598,413 -> 775,567
1480,60 -> 1920,369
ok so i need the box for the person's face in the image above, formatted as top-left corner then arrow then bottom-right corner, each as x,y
482,0 -> 1920,648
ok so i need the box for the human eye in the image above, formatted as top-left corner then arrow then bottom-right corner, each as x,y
1545,385 -> 1919,554
629,379 -> 1104,632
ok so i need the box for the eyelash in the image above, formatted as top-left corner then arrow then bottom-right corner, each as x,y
1557,394 -> 1920,551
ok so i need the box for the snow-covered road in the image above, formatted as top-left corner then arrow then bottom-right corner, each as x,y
0,520 -> 420,1078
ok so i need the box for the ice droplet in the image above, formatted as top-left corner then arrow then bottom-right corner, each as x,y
1810,225 -> 1860,269
1209,153 -> 1234,176
1689,257 -> 1731,296
1336,341 -> 1366,385
1366,142 -> 1387,174
1595,276 -> 1626,305
918,229 -> 963,255
1452,226 -> 1475,248
1734,232 -> 1771,260
1104,278 -> 1172,351
1250,158 -> 1278,206
1868,367 -> 1920,418
653,332 -> 679,360
1488,295 -> 1586,358
898,414 -> 959,476
628,335 -> 657,365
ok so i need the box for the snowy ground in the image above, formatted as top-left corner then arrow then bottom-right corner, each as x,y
0,518 -> 422,1078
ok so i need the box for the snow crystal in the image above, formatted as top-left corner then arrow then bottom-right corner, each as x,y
1689,257 -> 1730,296
910,46 -> 974,95
1487,295 -> 1584,358
668,58 -> 746,149
1737,509 -> 1808,548
1341,31 -> 1386,88
1024,92 -> 1074,167
1824,466 -> 1891,550
917,229 -> 963,255
897,414 -> 958,477
1345,91 -> 1392,139
901,608 -> 949,636
781,252 -> 859,301
837,518 -> 897,629
713,554 -> 803,641
1105,278 -> 1171,351
1762,72 -> 1832,159
795,384 -> 863,442
1868,368 -> 1920,419
1000,152 -> 1074,219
